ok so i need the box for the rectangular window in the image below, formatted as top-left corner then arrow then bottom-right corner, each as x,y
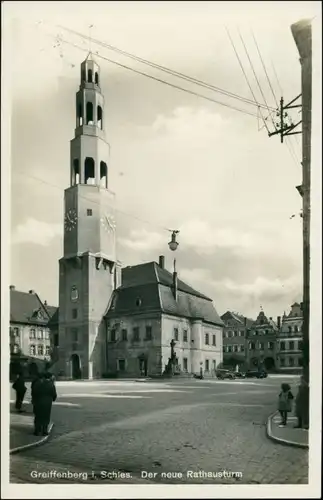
174,328 -> 179,341
234,330 -> 238,336
37,344 -> 44,356
222,346 -> 226,352
212,334 -> 216,346
240,344 -> 245,352
183,358 -> 188,371
289,357 -> 294,366
212,360 -> 217,370
298,357 -> 303,367
133,327 -> 140,342
30,344 -> 35,355
45,345 -> 51,356
121,329 -> 128,341
110,329 -> 116,342
289,341 -> 295,350
205,333 -> 209,345
205,359 -> 209,371
280,358 -> 285,366
13,327 -> 19,337
30,329 -> 36,339
38,329 -> 44,339
71,328 -> 78,341
228,345 -> 232,353
294,326 -> 298,333
233,345 -> 238,352
118,359 -> 126,371
87,209 -> 93,216
225,331 -> 229,338
240,331 -> 245,337
259,342 -> 265,350
298,340 -> 303,350
183,330 -> 188,342
280,341 -> 285,351
45,331 -> 50,339
145,326 -> 152,340
268,341 -> 274,350
72,308 -> 78,319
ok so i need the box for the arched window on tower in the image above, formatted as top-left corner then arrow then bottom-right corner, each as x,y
88,69 -> 93,83
84,157 -> 95,184
86,102 -> 94,125
77,104 -> 83,126
97,106 -> 103,129
95,72 -> 99,85
100,161 -> 108,188
73,159 -> 80,185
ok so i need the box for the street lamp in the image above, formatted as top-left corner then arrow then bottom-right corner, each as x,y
168,230 -> 179,252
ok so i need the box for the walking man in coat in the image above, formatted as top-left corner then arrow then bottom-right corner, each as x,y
12,372 -> 27,412
32,372 -> 57,436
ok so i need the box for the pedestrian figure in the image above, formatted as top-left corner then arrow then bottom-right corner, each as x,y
294,376 -> 309,429
278,383 -> 294,427
12,372 -> 27,412
32,372 -> 57,436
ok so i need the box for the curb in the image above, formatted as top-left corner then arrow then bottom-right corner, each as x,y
266,411 -> 308,449
10,422 -> 54,455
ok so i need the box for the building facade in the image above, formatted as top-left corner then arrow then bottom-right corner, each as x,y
9,286 -> 57,377
276,302 -> 303,371
246,309 -> 279,371
220,311 -> 254,369
57,54 -> 121,379
105,258 -> 223,378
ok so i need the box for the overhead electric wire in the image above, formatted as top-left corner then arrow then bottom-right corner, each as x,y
56,35 -> 262,120
238,30 -> 276,132
56,23 -> 276,113
251,31 -> 279,108
14,169 -> 174,234
225,27 -> 270,133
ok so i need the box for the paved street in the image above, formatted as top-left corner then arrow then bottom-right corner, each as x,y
10,376 -> 308,484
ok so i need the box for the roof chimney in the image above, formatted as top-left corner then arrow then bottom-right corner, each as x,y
173,259 -> 178,301
277,316 -> 281,329
10,285 -> 15,291
29,290 -> 35,294
44,300 -> 47,306
158,255 -> 165,269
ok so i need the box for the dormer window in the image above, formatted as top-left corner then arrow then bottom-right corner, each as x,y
136,298 -> 142,307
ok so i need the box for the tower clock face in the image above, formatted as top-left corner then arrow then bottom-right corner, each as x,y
65,209 -> 77,232
100,214 -> 116,233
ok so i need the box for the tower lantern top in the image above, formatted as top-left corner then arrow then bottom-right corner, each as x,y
80,53 -> 101,89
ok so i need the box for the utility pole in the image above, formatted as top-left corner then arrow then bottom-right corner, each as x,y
291,19 -> 312,428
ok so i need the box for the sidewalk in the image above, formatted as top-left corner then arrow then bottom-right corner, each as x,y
266,411 -> 308,449
10,403 -> 54,454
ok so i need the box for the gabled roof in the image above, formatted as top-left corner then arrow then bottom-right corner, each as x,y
121,262 -> 211,300
10,288 -> 57,326
221,311 -> 254,327
107,262 -> 223,326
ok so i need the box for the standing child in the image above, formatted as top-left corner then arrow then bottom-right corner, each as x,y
278,383 -> 294,427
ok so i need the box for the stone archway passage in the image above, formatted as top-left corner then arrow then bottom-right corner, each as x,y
71,354 -> 81,379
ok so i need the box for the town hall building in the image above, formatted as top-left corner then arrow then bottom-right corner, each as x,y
50,54 -> 223,379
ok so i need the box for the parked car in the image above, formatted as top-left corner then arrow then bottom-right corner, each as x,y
216,369 -> 236,380
234,371 -> 246,378
245,370 -> 268,379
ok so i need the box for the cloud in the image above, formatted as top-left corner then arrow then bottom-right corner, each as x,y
119,228 -> 165,252
11,218 -> 63,247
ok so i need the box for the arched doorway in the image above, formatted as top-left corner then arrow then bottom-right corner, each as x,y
71,354 -> 81,379
264,357 -> 275,371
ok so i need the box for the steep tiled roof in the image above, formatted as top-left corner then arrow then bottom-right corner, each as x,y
10,288 -> 57,326
47,307 -> 59,326
121,262 -> 210,300
107,262 -> 223,326
221,311 -> 254,327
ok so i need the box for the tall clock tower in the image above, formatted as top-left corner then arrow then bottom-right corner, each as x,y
58,54 -> 121,379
